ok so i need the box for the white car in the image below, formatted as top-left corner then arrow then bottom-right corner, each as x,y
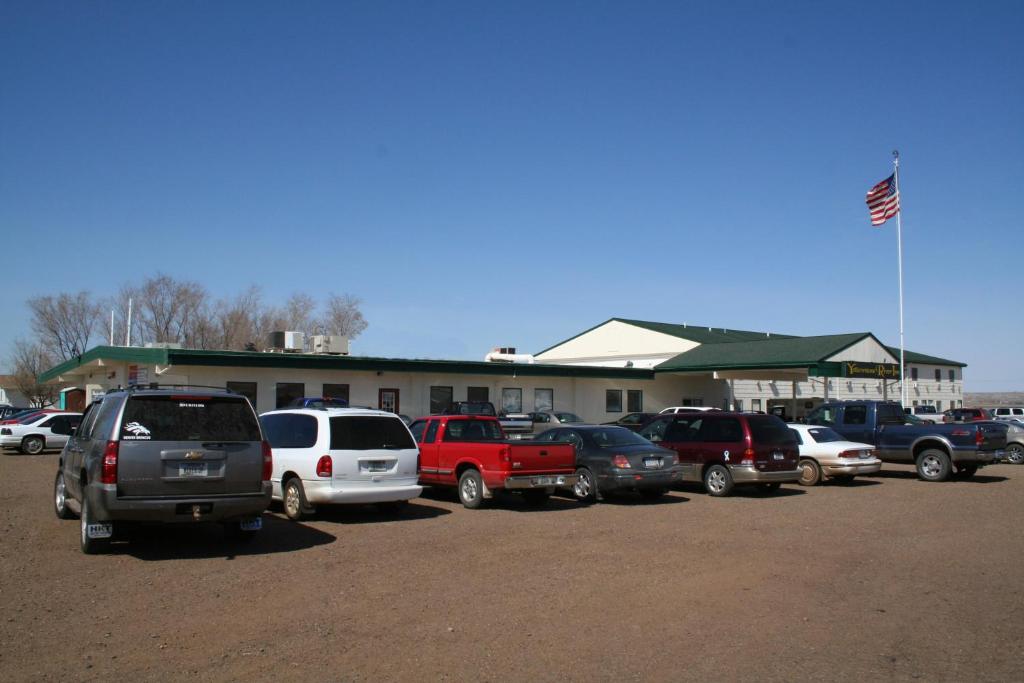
259,407 -> 422,520
787,423 -> 882,486
0,412 -> 83,454
659,406 -> 721,414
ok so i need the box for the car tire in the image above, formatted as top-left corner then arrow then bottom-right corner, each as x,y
572,468 -> 597,504
79,497 -> 110,555
638,488 -> 667,500
1005,443 -> 1024,465
54,470 -> 75,519
522,490 -> 551,506
703,464 -> 734,497
458,469 -> 484,509
916,449 -> 951,482
952,463 -> 978,479
283,477 -> 310,521
798,459 -> 821,486
22,436 -> 44,455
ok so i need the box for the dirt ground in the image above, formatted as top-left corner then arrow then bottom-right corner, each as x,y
1,454 -> 1022,682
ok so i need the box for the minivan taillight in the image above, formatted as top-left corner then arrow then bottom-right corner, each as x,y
740,447 -> 756,466
100,441 -> 119,484
316,455 -> 333,478
261,441 -> 273,482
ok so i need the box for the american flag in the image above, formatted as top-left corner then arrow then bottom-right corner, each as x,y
866,174 -> 900,226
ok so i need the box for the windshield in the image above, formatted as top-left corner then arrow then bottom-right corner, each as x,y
806,427 -> 844,443
585,428 -> 653,448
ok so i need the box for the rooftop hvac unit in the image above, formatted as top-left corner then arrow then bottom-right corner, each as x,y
266,331 -> 305,353
311,335 -> 349,355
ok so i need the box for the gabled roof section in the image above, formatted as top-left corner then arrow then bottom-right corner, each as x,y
885,347 -> 966,368
655,333 -> 873,372
535,317 -> 795,356
38,346 -> 170,383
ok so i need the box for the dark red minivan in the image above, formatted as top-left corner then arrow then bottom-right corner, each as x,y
638,412 -> 801,496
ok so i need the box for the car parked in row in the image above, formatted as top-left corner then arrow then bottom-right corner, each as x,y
1,408 -> 61,425
601,412 -> 657,432
990,406 -> 1024,422
1002,422 -> 1024,465
0,405 -> 30,421
942,407 -> 992,423
639,412 -> 800,496
659,406 -> 720,414
259,407 -> 422,519
528,411 -> 586,434
787,424 -> 881,486
2,411 -> 82,454
534,425 -> 683,502
53,388 -> 272,553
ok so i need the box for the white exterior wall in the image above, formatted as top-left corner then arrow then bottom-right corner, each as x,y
535,320 -> 697,368
825,337 -> 897,363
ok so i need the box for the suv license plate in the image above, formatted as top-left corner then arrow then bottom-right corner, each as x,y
239,517 -> 262,531
772,453 -> 784,460
644,458 -> 662,469
87,523 -> 112,539
179,462 -> 208,477
366,461 -> 388,473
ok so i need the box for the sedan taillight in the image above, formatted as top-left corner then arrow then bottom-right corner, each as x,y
611,454 -> 631,469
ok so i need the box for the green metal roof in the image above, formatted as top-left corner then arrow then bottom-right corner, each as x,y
885,346 -> 966,368
39,345 -> 656,383
654,333 -> 876,372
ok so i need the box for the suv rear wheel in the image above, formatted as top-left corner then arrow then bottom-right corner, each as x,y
703,464 -> 734,497
54,471 -> 74,519
916,449 -> 951,482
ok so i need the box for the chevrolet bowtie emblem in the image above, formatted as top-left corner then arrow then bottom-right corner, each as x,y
184,451 -> 204,460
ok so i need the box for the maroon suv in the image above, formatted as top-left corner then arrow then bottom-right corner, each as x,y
942,408 -> 991,423
638,412 -> 800,496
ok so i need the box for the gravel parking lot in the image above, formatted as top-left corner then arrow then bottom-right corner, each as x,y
1,454 -> 1022,682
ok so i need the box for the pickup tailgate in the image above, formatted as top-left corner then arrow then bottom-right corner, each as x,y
114,395 -> 265,498
506,442 -> 575,474
975,422 -> 1007,451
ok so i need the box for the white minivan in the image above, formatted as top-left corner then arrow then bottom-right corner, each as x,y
259,408 -> 422,520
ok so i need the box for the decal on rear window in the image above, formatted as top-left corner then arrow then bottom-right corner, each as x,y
122,422 -> 152,440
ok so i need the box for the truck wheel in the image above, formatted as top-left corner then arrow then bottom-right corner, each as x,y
798,459 -> 821,486
703,464 -> 734,497
79,498 -> 110,555
572,468 -> 597,504
522,490 -> 550,506
952,463 -> 978,479
1005,443 -> 1024,465
458,469 -> 484,509
22,436 -> 44,455
283,477 -> 310,521
916,449 -> 951,482
54,470 -> 75,519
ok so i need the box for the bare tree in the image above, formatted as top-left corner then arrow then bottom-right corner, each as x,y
134,274 -> 209,347
209,286 -> 265,350
8,339 -> 59,407
321,293 -> 368,339
27,292 -> 102,361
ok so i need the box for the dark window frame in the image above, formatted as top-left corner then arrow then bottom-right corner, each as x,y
430,386 -> 454,415
605,389 -> 623,413
275,382 -> 305,409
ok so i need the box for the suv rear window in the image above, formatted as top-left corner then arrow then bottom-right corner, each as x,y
329,416 -> 415,450
120,396 -> 261,442
747,416 -> 797,446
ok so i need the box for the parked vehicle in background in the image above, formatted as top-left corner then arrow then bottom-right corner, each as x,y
659,406 -> 720,414
639,412 -> 800,496
260,408 -> 422,519
1,412 -> 82,454
286,396 -> 349,408
1002,422 -> 1024,465
528,411 -> 586,435
990,407 -> 1024,422
806,401 -> 1006,481
0,405 -> 30,421
441,401 -> 533,438
52,388 -> 272,553
601,412 -> 657,432
904,405 -> 943,423
787,424 -> 881,486
534,425 -> 683,502
409,415 -> 577,508
1,408 -> 61,425
942,407 -> 992,423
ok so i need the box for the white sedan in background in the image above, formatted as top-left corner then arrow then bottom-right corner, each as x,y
0,412 -> 82,454
787,423 -> 882,486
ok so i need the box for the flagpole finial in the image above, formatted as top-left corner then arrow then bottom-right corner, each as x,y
892,149 -> 900,166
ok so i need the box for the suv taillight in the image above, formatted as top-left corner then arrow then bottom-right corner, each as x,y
100,441 -> 119,484
261,441 -> 273,482
316,455 -> 333,478
740,447 -> 756,466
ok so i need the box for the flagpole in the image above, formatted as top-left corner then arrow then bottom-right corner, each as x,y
893,150 -> 906,408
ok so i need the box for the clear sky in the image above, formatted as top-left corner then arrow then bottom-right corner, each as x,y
2,1 -> 1022,390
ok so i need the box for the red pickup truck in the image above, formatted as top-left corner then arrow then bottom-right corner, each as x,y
408,415 -> 578,508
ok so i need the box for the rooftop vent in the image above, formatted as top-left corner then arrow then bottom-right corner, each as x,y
266,331 -> 305,353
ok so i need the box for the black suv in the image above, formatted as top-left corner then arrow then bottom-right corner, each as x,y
53,388 -> 273,553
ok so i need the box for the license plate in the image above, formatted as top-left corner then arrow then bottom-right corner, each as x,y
239,517 -> 262,531
859,451 -> 872,459
643,457 -> 662,469
87,523 -> 112,539
366,461 -> 388,473
772,453 -> 784,460
178,462 -> 208,477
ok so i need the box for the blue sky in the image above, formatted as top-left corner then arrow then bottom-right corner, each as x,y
2,1 -> 1022,390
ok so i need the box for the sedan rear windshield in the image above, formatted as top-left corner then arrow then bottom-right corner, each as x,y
585,428 -> 651,448
120,396 -> 261,442
329,416 -> 415,450
747,416 -> 798,446
806,427 -> 844,443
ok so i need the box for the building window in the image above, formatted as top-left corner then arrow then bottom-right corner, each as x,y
911,367 -> 918,381
948,369 -> 955,382
430,386 -> 453,414
467,386 -> 489,403
323,383 -> 350,403
534,388 -> 553,411
501,388 -> 522,413
934,369 -> 941,382
734,399 -> 744,412
275,382 -> 304,409
606,389 -> 623,413
627,390 -> 643,413
752,399 -> 762,412
936,400 -> 943,411
227,381 -> 257,408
